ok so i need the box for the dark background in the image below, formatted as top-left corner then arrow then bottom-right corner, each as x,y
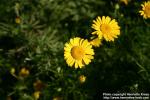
0,0 -> 150,99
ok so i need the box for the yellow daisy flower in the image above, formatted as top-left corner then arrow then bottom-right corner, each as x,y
139,1 -> 150,19
79,75 -> 86,83
91,16 -> 120,41
64,37 -> 94,68
89,37 -> 102,47
15,17 -> 21,24
33,80 -> 45,91
53,97 -> 63,100
33,91 -> 41,100
120,0 -> 129,5
19,67 -> 29,77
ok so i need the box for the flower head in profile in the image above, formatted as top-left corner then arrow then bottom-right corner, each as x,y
64,37 -> 94,68
139,1 -> 150,19
89,37 -> 102,47
79,75 -> 86,83
91,16 -> 120,41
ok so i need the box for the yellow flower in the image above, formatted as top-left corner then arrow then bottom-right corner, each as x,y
33,80 -> 45,91
64,37 -> 94,68
79,75 -> 86,83
120,0 -> 129,5
91,16 -> 120,41
53,97 -> 63,100
19,67 -> 29,77
89,37 -> 102,47
15,17 -> 21,24
139,1 -> 150,19
33,91 -> 41,100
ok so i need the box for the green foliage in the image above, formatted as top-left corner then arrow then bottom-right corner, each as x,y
0,0 -> 150,100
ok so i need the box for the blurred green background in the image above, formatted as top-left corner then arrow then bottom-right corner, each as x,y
0,0 -> 150,100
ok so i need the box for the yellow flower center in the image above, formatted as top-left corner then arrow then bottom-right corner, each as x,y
71,46 -> 84,60
100,24 -> 111,34
79,75 -> 86,83
144,4 -> 150,16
